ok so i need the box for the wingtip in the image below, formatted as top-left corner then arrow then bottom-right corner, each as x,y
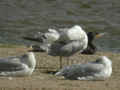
22,36 -> 43,42
55,71 -> 62,76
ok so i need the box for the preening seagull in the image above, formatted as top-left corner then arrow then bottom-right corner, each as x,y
0,52 -> 36,77
23,25 -> 88,69
55,56 -> 112,80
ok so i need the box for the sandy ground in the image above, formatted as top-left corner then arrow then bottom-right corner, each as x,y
0,47 -> 119,90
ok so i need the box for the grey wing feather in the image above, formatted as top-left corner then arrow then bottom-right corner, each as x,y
49,40 -> 83,56
23,32 -> 44,42
0,61 -> 25,72
0,55 -> 26,72
0,54 -> 27,63
59,63 -> 103,79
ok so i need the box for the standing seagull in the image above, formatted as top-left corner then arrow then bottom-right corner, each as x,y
23,25 -> 88,69
0,52 -> 36,77
55,56 -> 112,80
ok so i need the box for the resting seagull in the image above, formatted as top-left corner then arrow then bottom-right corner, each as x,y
0,52 -> 36,77
55,56 -> 112,80
23,25 -> 88,69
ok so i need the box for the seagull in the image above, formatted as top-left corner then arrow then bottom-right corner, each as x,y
0,52 -> 36,77
23,25 -> 88,69
55,56 -> 112,80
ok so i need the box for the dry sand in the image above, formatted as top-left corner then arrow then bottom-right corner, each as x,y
0,47 -> 119,90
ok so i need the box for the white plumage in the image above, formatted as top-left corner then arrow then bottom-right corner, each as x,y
59,25 -> 88,42
42,28 -> 60,43
38,25 -> 88,47
38,25 -> 88,52
55,56 -> 112,80
0,52 -> 36,77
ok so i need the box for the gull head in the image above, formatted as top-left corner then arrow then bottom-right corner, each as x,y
26,52 -> 36,68
26,52 -> 36,62
95,56 -> 112,79
96,56 -> 112,67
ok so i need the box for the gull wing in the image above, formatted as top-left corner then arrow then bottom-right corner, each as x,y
0,55 -> 26,72
56,63 -> 104,80
0,61 -> 25,72
22,32 -> 44,42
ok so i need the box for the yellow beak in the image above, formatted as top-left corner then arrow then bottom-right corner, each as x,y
95,33 -> 106,38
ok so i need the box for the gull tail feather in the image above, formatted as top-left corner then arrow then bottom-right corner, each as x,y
22,32 -> 45,43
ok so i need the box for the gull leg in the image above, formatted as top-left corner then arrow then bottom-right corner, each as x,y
59,56 -> 62,69
67,57 -> 70,66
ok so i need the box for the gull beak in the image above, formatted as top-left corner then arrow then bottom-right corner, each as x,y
95,32 -> 106,38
